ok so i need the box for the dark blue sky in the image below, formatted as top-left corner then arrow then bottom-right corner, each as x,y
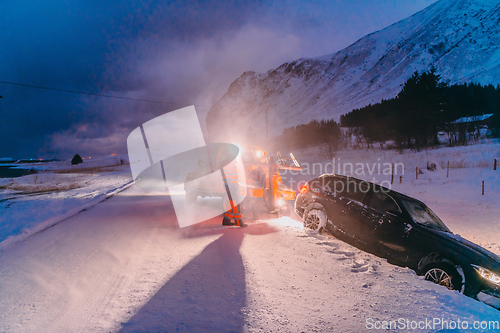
0,0 -> 436,159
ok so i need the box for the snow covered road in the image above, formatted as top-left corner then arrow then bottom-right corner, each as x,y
0,185 -> 499,332
0,186 -> 222,332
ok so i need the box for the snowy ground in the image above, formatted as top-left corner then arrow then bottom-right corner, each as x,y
242,218 -> 500,333
0,145 -> 499,332
0,186 -> 499,333
0,155 -> 132,248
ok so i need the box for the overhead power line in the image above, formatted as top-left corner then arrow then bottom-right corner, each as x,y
0,80 -> 209,108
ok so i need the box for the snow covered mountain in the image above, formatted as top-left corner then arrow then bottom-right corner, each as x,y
206,0 -> 500,140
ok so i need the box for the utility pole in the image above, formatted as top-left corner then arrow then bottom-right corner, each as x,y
265,108 -> 268,138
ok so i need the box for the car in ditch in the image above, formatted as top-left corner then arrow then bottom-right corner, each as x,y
294,174 -> 500,309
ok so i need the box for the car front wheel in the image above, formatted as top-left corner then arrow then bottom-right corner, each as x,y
423,263 -> 462,291
304,209 -> 326,232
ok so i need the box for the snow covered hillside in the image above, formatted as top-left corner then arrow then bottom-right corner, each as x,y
206,0 -> 500,139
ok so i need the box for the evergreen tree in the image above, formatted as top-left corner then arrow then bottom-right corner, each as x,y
395,68 -> 445,148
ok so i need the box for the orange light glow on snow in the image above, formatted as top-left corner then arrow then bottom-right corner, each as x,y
112,153 -> 116,156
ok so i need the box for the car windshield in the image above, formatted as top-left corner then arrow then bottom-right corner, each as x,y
401,199 -> 450,232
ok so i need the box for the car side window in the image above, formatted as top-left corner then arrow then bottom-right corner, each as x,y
309,178 -> 324,195
315,176 -> 344,197
345,180 -> 368,203
369,191 -> 401,213
318,177 -> 368,203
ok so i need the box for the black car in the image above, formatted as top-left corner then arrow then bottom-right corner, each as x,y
295,174 -> 500,309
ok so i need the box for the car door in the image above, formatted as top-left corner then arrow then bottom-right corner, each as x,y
306,175 -> 338,215
320,176 -> 369,240
339,180 -> 372,242
307,176 -> 349,233
363,188 -> 411,264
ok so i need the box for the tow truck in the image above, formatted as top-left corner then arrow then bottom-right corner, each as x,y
184,145 -> 302,217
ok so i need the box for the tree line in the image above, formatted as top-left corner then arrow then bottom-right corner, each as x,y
340,69 -> 500,149
272,119 -> 343,159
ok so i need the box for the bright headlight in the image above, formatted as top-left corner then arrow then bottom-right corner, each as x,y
472,265 -> 500,286
277,199 -> 285,206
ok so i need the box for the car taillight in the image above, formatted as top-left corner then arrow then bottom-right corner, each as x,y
300,185 -> 309,193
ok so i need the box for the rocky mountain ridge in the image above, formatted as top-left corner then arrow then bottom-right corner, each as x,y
206,0 -> 500,140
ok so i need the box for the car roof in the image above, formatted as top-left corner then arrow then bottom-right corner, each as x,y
318,174 -> 426,206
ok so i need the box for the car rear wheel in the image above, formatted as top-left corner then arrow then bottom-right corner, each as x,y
304,209 -> 326,232
423,263 -> 462,291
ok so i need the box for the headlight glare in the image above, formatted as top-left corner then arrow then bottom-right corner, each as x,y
472,265 -> 500,286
